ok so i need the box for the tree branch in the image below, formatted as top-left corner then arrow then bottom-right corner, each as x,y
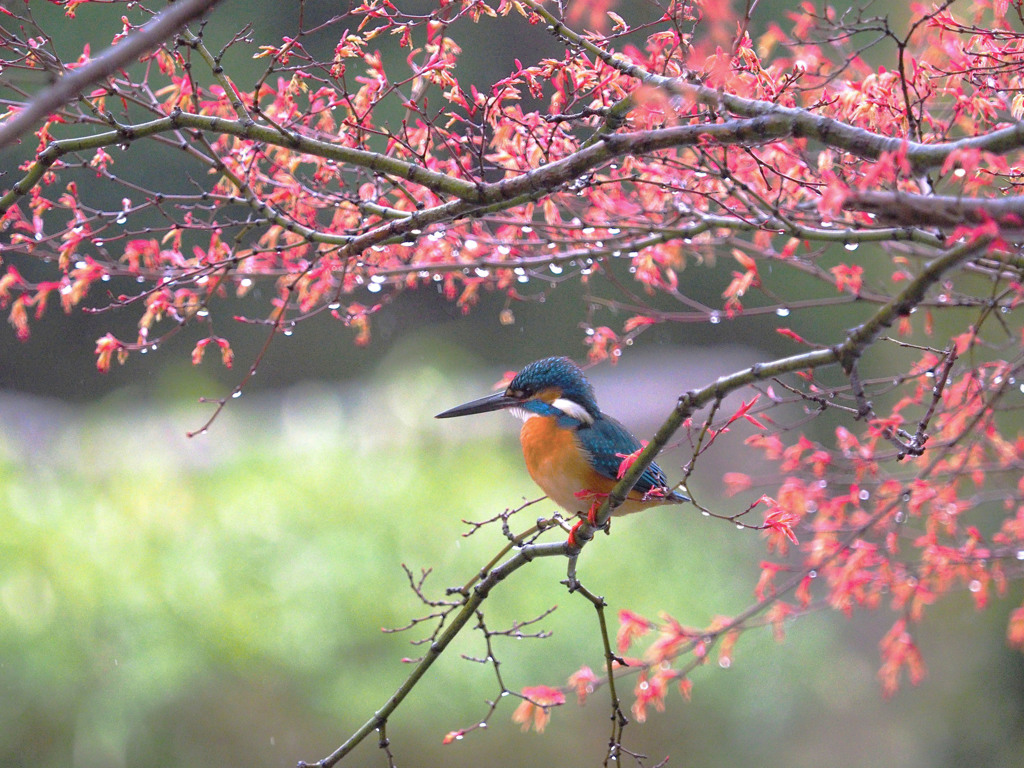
301,539 -> 568,768
0,0 -> 223,149
569,234 -> 993,549
845,190 -> 1024,231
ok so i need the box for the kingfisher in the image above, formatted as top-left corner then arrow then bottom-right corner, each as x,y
436,357 -> 688,517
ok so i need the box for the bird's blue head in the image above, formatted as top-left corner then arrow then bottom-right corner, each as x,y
436,356 -> 600,426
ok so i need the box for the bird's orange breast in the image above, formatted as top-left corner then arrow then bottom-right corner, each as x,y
519,416 -> 673,516
520,416 -> 604,515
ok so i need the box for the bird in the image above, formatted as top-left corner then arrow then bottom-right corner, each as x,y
436,356 -> 688,518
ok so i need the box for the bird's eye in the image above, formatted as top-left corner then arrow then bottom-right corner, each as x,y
508,387 -> 528,398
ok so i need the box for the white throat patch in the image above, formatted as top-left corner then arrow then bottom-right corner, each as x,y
551,397 -> 594,424
509,398 -> 594,424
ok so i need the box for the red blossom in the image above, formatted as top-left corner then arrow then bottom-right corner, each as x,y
94,333 -> 125,373
511,686 -> 565,733
724,395 -> 767,430
723,471 -> 752,496
632,667 -> 676,723
776,327 -> 809,344
616,609 -> 653,653
831,263 -> 865,295
878,620 -> 926,697
566,666 -> 598,705
762,502 -> 800,549
615,443 -> 647,480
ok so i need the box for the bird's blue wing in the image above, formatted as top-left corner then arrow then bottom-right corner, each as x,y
577,415 -> 674,495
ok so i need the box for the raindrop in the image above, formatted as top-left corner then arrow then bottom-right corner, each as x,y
517,275 -> 529,283
858,489 -> 870,501
844,241 -> 858,251
329,301 -> 341,310
497,245 -> 511,255
401,240 -> 415,247
719,657 -> 731,669
232,390 -> 242,398
549,263 -> 563,275
1016,550 -> 1024,561
608,227 -> 621,235
521,226 -> 533,233
197,308 -> 209,318
709,312 -> 721,325
701,510 -> 710,517
474,267 -> 490,278
776,307 -> 790,317
240,278 -> 253,288
479,722 -> 487,729
968,579 -> 982,593
368,283 -> 382,293
115,213 -> 127,225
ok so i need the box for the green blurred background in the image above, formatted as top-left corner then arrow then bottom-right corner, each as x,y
3,2 -> 1024,767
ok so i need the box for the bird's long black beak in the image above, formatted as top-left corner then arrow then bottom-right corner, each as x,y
435,391 -> 519,418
